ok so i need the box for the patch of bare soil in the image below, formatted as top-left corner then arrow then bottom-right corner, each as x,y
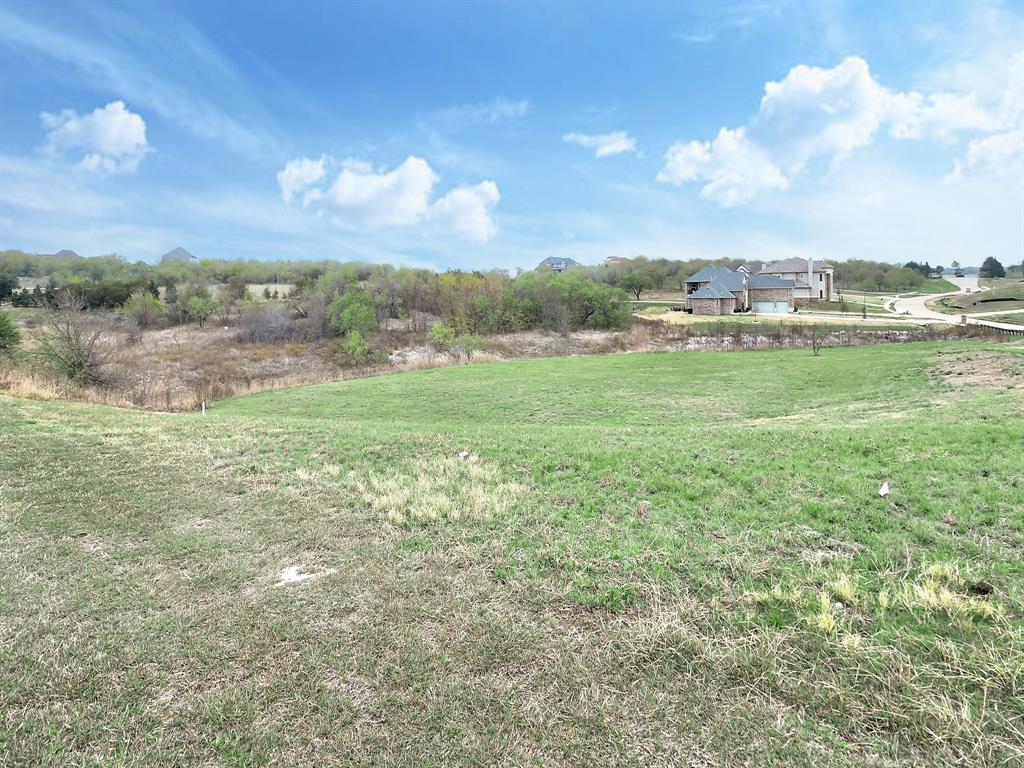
934,350 -> 1024,391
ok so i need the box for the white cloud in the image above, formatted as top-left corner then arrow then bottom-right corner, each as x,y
675,30 -> 716,44
563,131 -> 638,158
329,156 -> 438,227
945,54 -> 1024,182
41,101 -> 148,174
429,99 -> 530,133
658,55 -> 1017,206
945,129 -> 1024,182
278,155 -> 500,241
430,180 -> 500,243
1,6 -> 279,158
657,127 -> 788,206
276,155 -> 326,204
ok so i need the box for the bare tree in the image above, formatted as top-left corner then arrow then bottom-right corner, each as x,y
34,290 -> 111,384
811,326 -> 826,357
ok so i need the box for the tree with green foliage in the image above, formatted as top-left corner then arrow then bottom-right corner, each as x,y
328,287 -> 378,337
554,271 -> 630,329
187,296 -> 214,327
0,310 -> 20,354
172,283 -> 211,324
338,329 -> 369,365
620,271 -> 653,300
223,274 -> 251,303
123,291 -> 163,329
903,261 -> 933,278
428,322 -> 456,351
979,257 -> 1005,279
0,273 -> 18,304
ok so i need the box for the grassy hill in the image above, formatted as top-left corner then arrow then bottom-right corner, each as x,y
2,342 -> 1023,766
930,285 -> 1024,315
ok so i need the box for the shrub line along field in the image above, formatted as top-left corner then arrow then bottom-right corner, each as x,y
2,341 -> 1023,766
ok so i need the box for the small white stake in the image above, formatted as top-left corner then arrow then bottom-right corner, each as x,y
202,401 -> 206,416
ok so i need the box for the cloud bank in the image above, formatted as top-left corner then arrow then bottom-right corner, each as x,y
278,155 -> 500,242
658,55 -> 1022,206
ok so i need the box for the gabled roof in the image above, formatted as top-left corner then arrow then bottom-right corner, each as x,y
740,260 -> 764,274
749,274 -> 795,289
690,280 -> 737,300
760,258 -> 833,273
685,265 -> 744,291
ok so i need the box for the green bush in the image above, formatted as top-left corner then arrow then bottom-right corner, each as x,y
0,310 -> 20,355
123,291 -> 163,328
334,329 -> 382,367
187,296 -> 214,327
429,322 -> 456,351
328,287 -> 378,337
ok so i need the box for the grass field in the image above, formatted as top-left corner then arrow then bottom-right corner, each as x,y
2,342 -> 1023,766
795,299 -> 892,315
834,290 -> 890,306
929,286 -> 1024,315
979,312 -> 1024,326
915,278 -> 961,294
638,305 -> 922,328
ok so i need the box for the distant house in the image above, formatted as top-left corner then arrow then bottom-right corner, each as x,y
760,258 -> 834,301
682,265 -> 795,315
536,256 -> 582,273
160,247 -> 197,265
604,256 -> 630,265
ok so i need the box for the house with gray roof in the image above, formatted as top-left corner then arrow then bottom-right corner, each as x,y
689,280 -> 739,315
760,258 -> 834,301
683,264 -> 796,315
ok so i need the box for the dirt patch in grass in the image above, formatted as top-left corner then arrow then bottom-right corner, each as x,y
934,349 -> 1024,390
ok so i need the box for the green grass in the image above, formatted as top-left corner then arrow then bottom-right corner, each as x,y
795,299 -> 891,315
834,290 -> 890,304
929,286 -> 1024,315
978,312 -> 1024,326
2,342 -> 1023,766
642,307 -> 925,330
916,278 -> 961,294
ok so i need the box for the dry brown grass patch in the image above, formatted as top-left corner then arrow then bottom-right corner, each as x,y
935,350 -> 1024,390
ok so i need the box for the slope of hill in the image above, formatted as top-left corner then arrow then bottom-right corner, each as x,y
2,342 -> 1022,766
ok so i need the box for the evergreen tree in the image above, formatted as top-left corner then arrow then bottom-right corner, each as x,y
979,257 -> 1005,279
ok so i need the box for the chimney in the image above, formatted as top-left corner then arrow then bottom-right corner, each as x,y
742,268 -> 749,310
807,257 -> 814,300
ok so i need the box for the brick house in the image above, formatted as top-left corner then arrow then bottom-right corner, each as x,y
683,265 -> 795,315
688,280 -> 737,315
760,258 -> 834,301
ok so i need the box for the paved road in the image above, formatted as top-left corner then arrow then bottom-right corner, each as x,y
884,276 -> 1022,332
889,275 -> 982,323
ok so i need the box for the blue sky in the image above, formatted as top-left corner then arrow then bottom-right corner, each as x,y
1,0 -> 1021,270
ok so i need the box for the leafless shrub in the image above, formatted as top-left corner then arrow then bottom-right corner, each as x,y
236,304 -> 305,343
34,290 -> 114,385
293,290 -> 331,339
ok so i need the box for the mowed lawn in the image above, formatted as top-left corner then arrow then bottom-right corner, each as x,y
2,342 -> 1023,767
